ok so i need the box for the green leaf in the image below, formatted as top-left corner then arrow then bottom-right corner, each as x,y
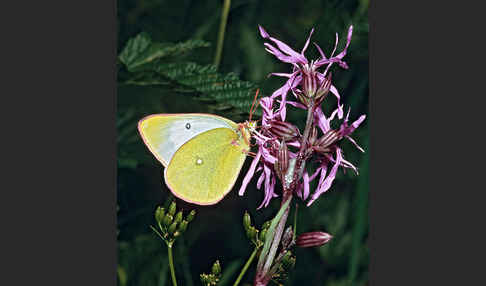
123,61 -> 262,117
119,32 -> 210,72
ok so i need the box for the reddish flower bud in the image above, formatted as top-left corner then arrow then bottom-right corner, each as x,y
308,127 -> 318,146
315,72 -> 332,101
277,141 -> 289,175
296,231 -> 332,248
315,129 -> 341,149
302,68 -> 318,98
268,120 -> 300,140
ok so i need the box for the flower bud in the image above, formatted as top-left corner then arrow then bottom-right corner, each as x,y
277,141 -> 289,176
186,209 -> 196,222
262,220 -> 271,230
162,214 -> 173,227
174,211 -> 183,225
296,231 -> 333,248
308,127 -> 318,146
296,91 -> 311,107
302,68 -> 318,98
315,72 -> 332,101
178,220 -> 188,233
155,206 -> 165,224
248,226 -> 258,241
259,228 -> 267,242
211,260 -> 221,275
243,211 -> 251,232
268,120 -> 300,140
168,221 -> 178,234
281,251 -> 296,271
314,129 -> 341,153
168,201 -> 177,216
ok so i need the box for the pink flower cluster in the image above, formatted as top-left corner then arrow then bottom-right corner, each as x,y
239,25 -> 366,208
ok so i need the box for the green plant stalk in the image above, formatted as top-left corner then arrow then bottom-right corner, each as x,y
233,247 -> 259,286
261,193 -> 292,275
167,242 -> 178,286
213,0 -> 231,68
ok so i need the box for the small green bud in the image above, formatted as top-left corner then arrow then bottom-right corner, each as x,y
178,220 -> 188,233
262,220 -> 271,230
174,211 -> 183,225
243,212 -> 251,231
186,210 -> 196,222
168,201 -> 177,216
282,251 -> 296,271
173,231 -> 181,237
163,214 -> 173,227
155,206 -> 165,224
259,228 -> 267,242
211,260 -> 221,275
168,221 -> 178,234
249,227 -> 259,241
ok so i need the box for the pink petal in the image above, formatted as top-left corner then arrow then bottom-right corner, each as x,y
303,172 -> 310,200
336,25 -> 353,60
313,42 -> 327,60
330,32 -> 339,58
258,25 -> 269,38
307,149 -> 342,206
346,135 -> 365,153
330,85 -> 344,118
301,28 -> 315,55
314,107 -> 330,133
238,151 -> 262,196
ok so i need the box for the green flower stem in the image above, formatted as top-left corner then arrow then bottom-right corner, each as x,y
233,247 -> 259,286
167,242 -> 178,286
213,0 -> 231,68
262,192 -> 292,275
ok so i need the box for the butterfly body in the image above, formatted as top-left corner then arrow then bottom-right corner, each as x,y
138,113 -> 255,205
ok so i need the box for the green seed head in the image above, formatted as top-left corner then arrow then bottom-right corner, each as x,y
211,260 -> 221,275
243,212 -> 251,231
168,201 -> 177,216
174,211 -> 183,224
168,221 -> 178,234
163,214 -> 173,227
178,220 -> 188,233
155,206 -> 165,224
186,210 -> 196,222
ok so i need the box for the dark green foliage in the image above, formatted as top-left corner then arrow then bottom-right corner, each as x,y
118,32 -> 262,120
117,0 -> 368,285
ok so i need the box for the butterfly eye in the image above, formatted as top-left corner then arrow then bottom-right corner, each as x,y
185,123 -> 191,129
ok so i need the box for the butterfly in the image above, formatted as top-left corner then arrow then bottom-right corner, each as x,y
136,80 -> 269,207
138,113 -> 257,205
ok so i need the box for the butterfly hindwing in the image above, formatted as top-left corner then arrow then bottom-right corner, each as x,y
165,127 -> 249,205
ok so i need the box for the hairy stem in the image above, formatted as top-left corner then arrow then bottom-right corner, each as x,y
214,0 -> 231,68
234,247 -> 259,286
167,242 -> 177,286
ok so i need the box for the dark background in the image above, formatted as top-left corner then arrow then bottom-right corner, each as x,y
117,0 -> 369,285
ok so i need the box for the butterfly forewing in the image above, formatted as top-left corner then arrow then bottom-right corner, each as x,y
138,114 -> 237,166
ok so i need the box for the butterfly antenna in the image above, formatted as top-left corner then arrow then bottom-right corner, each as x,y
249,88 -> 260,121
